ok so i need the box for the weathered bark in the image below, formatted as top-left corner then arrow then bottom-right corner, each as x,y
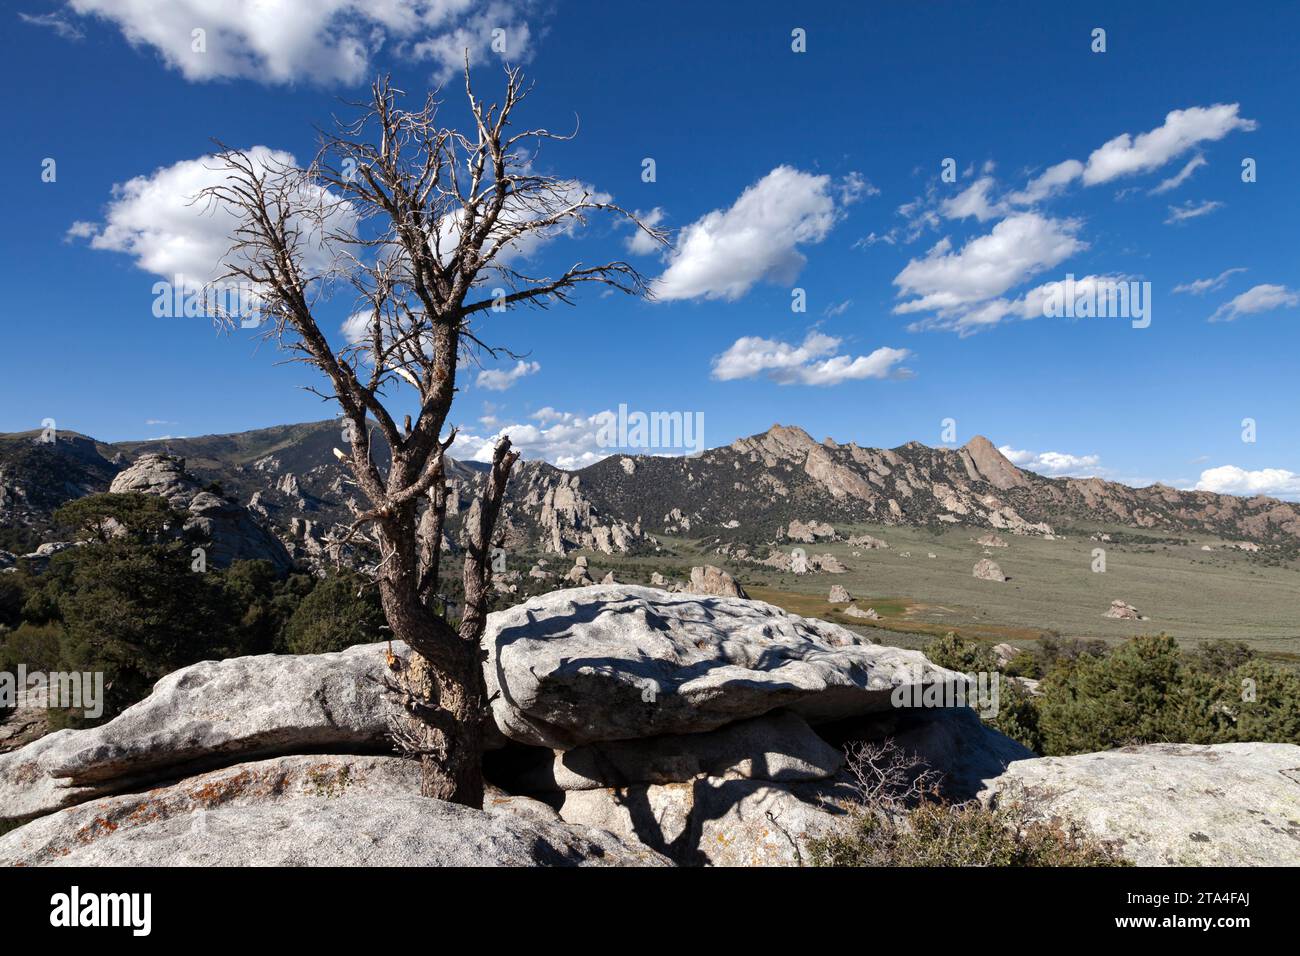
377,437 -> 516,805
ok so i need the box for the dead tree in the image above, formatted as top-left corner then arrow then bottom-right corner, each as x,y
200,66 -> 664,806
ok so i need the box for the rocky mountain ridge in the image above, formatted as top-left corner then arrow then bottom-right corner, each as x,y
2,420 -> 1297,573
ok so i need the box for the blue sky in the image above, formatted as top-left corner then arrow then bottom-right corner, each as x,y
3,1 -> 1298,498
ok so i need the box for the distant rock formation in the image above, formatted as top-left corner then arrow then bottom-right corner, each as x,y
109,454 -> 291,572
1103,599 -> 1147,620
828,584 -> 852,603
973,558 -> 1007,582
685,565 -> 747,599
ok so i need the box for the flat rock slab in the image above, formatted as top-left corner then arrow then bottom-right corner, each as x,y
1,642 -> 409,820
484,585 -> 956,748
514,710 -> 845,792
0,754 -> 669,867
979,742 -> 1300,866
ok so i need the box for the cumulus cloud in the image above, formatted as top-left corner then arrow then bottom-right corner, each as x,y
907,273 -> 1129,336
1164,199 -> 1223,224
1208,284 -> 1299,322
999,445 -> 1102,477
475,359 -> 540,391
1081,104 -> 1256,185
1006,160 -> 1084,206
711,331 -> 910,386
940,176 -> 1006,222
1173,268 -> 1245,295
893,212 -> 1086,315
1195,465 -> 1300,500
999,105 -> 1252,206
653,166 -> 860,301
64,0 -> 533,85
448,407 -> 684,470
70,146 -> 356,291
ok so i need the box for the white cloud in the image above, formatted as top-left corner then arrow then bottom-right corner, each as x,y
907,273 -> 1128,336
623,207 -> 665,255
1195,465 -> 1300,500
823,299 -> 852,318
941,177 -> 1007,222
1164,199 -> 1223,224
653,166 -> 858,301
449,408 -> 616,470
1209,284 -> 1299,322
71,146 -> 356,291
475,359 -> 540,391
1082,104 -> 1256,185
893,212 -> 1086,315
19,11 -> 84,40
1173,268 -> 1245,295
1006,160 -> 1084,206
999,445 -> 1102,477
1149,154 -> 1206,194
711,331 -> 910,386
65,0 -> 532,85
1000,105 -> 1252,205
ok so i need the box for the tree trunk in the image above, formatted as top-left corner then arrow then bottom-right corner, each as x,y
376,438 -> 515,810
380,583 -> 487,806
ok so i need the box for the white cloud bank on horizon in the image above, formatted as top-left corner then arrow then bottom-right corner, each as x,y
999,445 -> 1103,477
1195,465 -> 1300,500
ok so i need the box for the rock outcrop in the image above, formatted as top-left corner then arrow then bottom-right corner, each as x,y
0,754 -> 668,867
684,564 -> 747,598
973,558 -> 1007,582
841,605 -> 879,621
1103,599 -> 1147,620
109,454 -> 292,572
0,642 -> 407,820
483,585 -> 956,749
557,776 -> 854,866
4,584 -> 1296,869
828,584 -> 852,603
979,743 -> 1300,866
512,710 -> 844,792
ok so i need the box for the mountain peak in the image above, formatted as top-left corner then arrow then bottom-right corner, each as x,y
961,435 -> 1027,490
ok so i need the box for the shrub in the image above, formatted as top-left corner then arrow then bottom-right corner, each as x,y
279,572 -> 385,654
923,632 -> 998,673
806,741 -> 1125,867
1036,634 -> 1187,755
